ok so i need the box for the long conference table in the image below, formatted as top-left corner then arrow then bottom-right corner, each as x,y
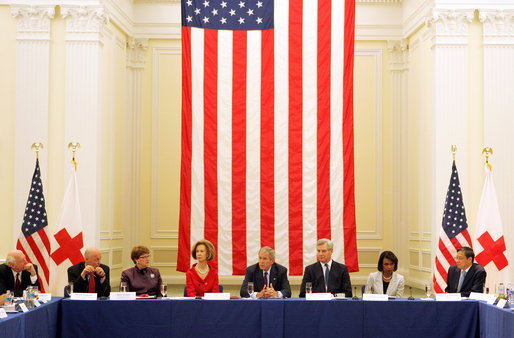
1,297 -> 513,337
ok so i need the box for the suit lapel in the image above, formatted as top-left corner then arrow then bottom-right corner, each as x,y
254,265 -> 264,290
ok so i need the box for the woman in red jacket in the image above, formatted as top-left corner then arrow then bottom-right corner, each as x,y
186,239 -> 220,297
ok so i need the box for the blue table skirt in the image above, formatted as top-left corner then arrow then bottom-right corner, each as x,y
0,297 -> 61,338
60,298 -> 480,338
478,301 -> 514,337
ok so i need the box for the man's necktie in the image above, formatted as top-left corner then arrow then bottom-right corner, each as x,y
264,271 -> 268,288
325,264 -> 330,291
88,272 -> 96,293
457,270 -> 466,292
15,272 -> 21,290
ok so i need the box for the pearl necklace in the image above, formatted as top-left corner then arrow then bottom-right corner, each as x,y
195,264 -> 209,274
383,274 -> 392,281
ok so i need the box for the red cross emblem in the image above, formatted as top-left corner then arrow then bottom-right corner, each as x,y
475,231 -> 508,271
51,229 -> 84,265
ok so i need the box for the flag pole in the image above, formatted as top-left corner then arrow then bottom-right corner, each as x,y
482,147 -> 493,170
31,142 -> 44,160
451,144 -> 457,162
68,142 -> 80,171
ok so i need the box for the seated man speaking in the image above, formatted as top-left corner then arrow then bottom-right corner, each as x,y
240,247 -> 291,298
68,247 -> 111,297
445,246 -> 486,297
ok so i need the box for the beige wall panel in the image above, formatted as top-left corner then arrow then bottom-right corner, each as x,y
354,53 -> 378,234
0,7 -> 17,255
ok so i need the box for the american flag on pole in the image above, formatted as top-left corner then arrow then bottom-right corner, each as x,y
474,163 -> 510,289
433,161 -> 473,293
16,159 -> 51,292
178,0 -> 357,276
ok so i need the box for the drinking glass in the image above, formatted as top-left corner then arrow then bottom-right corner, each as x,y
66,282 -> 74,296
120,282 -> 128,293
5,290 -> 13,305
364,286 -> 372,294
160,282 -> 167,298
247,282 -> 254,297
33,286 -> 39,299
425,283 -> 432,298
483,285 -> 490,294
306,282 -> 313,294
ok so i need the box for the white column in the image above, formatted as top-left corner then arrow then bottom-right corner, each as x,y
479,10 -> 514,256
388,39 -> 409,271
427,9 -> 474,239
125,38 -> 147,248
61,5 -> 108,248
11,5 -> 55,240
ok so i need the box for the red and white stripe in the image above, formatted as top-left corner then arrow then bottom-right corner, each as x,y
178,0 -> 357,276
17,229 -> 51,293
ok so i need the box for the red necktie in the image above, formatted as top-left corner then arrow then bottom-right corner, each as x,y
15,272 -> 21,290
88,272 -> 96,293
264,271 -> 268,288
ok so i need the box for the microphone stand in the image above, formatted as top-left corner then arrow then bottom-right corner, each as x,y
352,286 -> 358,300
408,286 -> 415,300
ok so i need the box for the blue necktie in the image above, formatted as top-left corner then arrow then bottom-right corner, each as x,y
325,264 -> 330,291
457,270 -> 466,292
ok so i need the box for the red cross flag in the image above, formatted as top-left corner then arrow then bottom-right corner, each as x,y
474,163 -> 510,290
50,165 -> 84,295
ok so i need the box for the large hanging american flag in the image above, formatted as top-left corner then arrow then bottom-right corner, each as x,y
433,161 -> 473,293
16,159 -> 51,292
178,0 -> 357,276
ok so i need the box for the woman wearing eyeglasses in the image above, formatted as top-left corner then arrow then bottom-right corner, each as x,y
186,239 -> 219,297
121,246 -> 162,297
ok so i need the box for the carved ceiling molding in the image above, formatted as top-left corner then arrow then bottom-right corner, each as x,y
61,5 -> 109,34
479,10 -> 514,39
426,9 -> 474,37
387,39 -> 408,71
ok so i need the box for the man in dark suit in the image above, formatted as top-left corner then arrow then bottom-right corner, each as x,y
67,247 -> 111,297
0,250 -> 40,297
445,246 -> 486,297
240,247 -> 291,298
299,238 -> 352,297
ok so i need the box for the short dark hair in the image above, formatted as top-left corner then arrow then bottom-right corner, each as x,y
377,251 -> 398,272
191,240 -> 216,261
131,246 -> 150,264
457,246 -> 474,262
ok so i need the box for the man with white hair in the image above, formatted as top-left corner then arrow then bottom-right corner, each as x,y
0,249 -> 40,297
67,247 -> 111,297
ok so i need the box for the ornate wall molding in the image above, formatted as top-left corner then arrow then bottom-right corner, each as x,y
479,10 -> 514,45
127,38 -> 148,69
11,5 -> 55,40
388,39 -> 409,71
61,5 -> 109,42
426,9 -> 474,46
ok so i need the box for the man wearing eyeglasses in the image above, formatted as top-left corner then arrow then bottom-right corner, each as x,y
67,247 -> 111,297
445,246 -> 486,297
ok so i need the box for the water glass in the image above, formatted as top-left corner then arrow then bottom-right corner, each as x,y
120,282 -> 128,293
425,283 -> 432,298
247,282 -> 254,297
483,285 -> 489,294
306,282 -> 312,294
66,282 -> 74,296
5,290 -> 13,305
160,282 -> 167,297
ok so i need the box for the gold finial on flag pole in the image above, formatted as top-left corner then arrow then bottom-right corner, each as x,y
451,145 -> 457,162
482,147 -> 493,164
31,142 -> 44,160
68,142 -> 81,171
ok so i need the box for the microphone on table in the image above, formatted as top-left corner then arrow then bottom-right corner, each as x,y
408,286 -> 415,300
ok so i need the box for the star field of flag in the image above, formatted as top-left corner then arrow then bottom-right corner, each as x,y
22,160 -> 48,237
182,0 -> 273,30
442,162 -> 468,239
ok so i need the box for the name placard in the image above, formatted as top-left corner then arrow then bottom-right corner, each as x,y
203,292 -> 230,300
110,292 -> 136,300
496,299 -> 507,308
38,293 -> 52,302
19,303 -> 29,312
435,293 -> 462,301
0,308 -> 7,319
34,300 -> 41,307
306,293 -> 333,301
70,293 -> 98,300
469,292 -> 497,304
363,294 -> 388,301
